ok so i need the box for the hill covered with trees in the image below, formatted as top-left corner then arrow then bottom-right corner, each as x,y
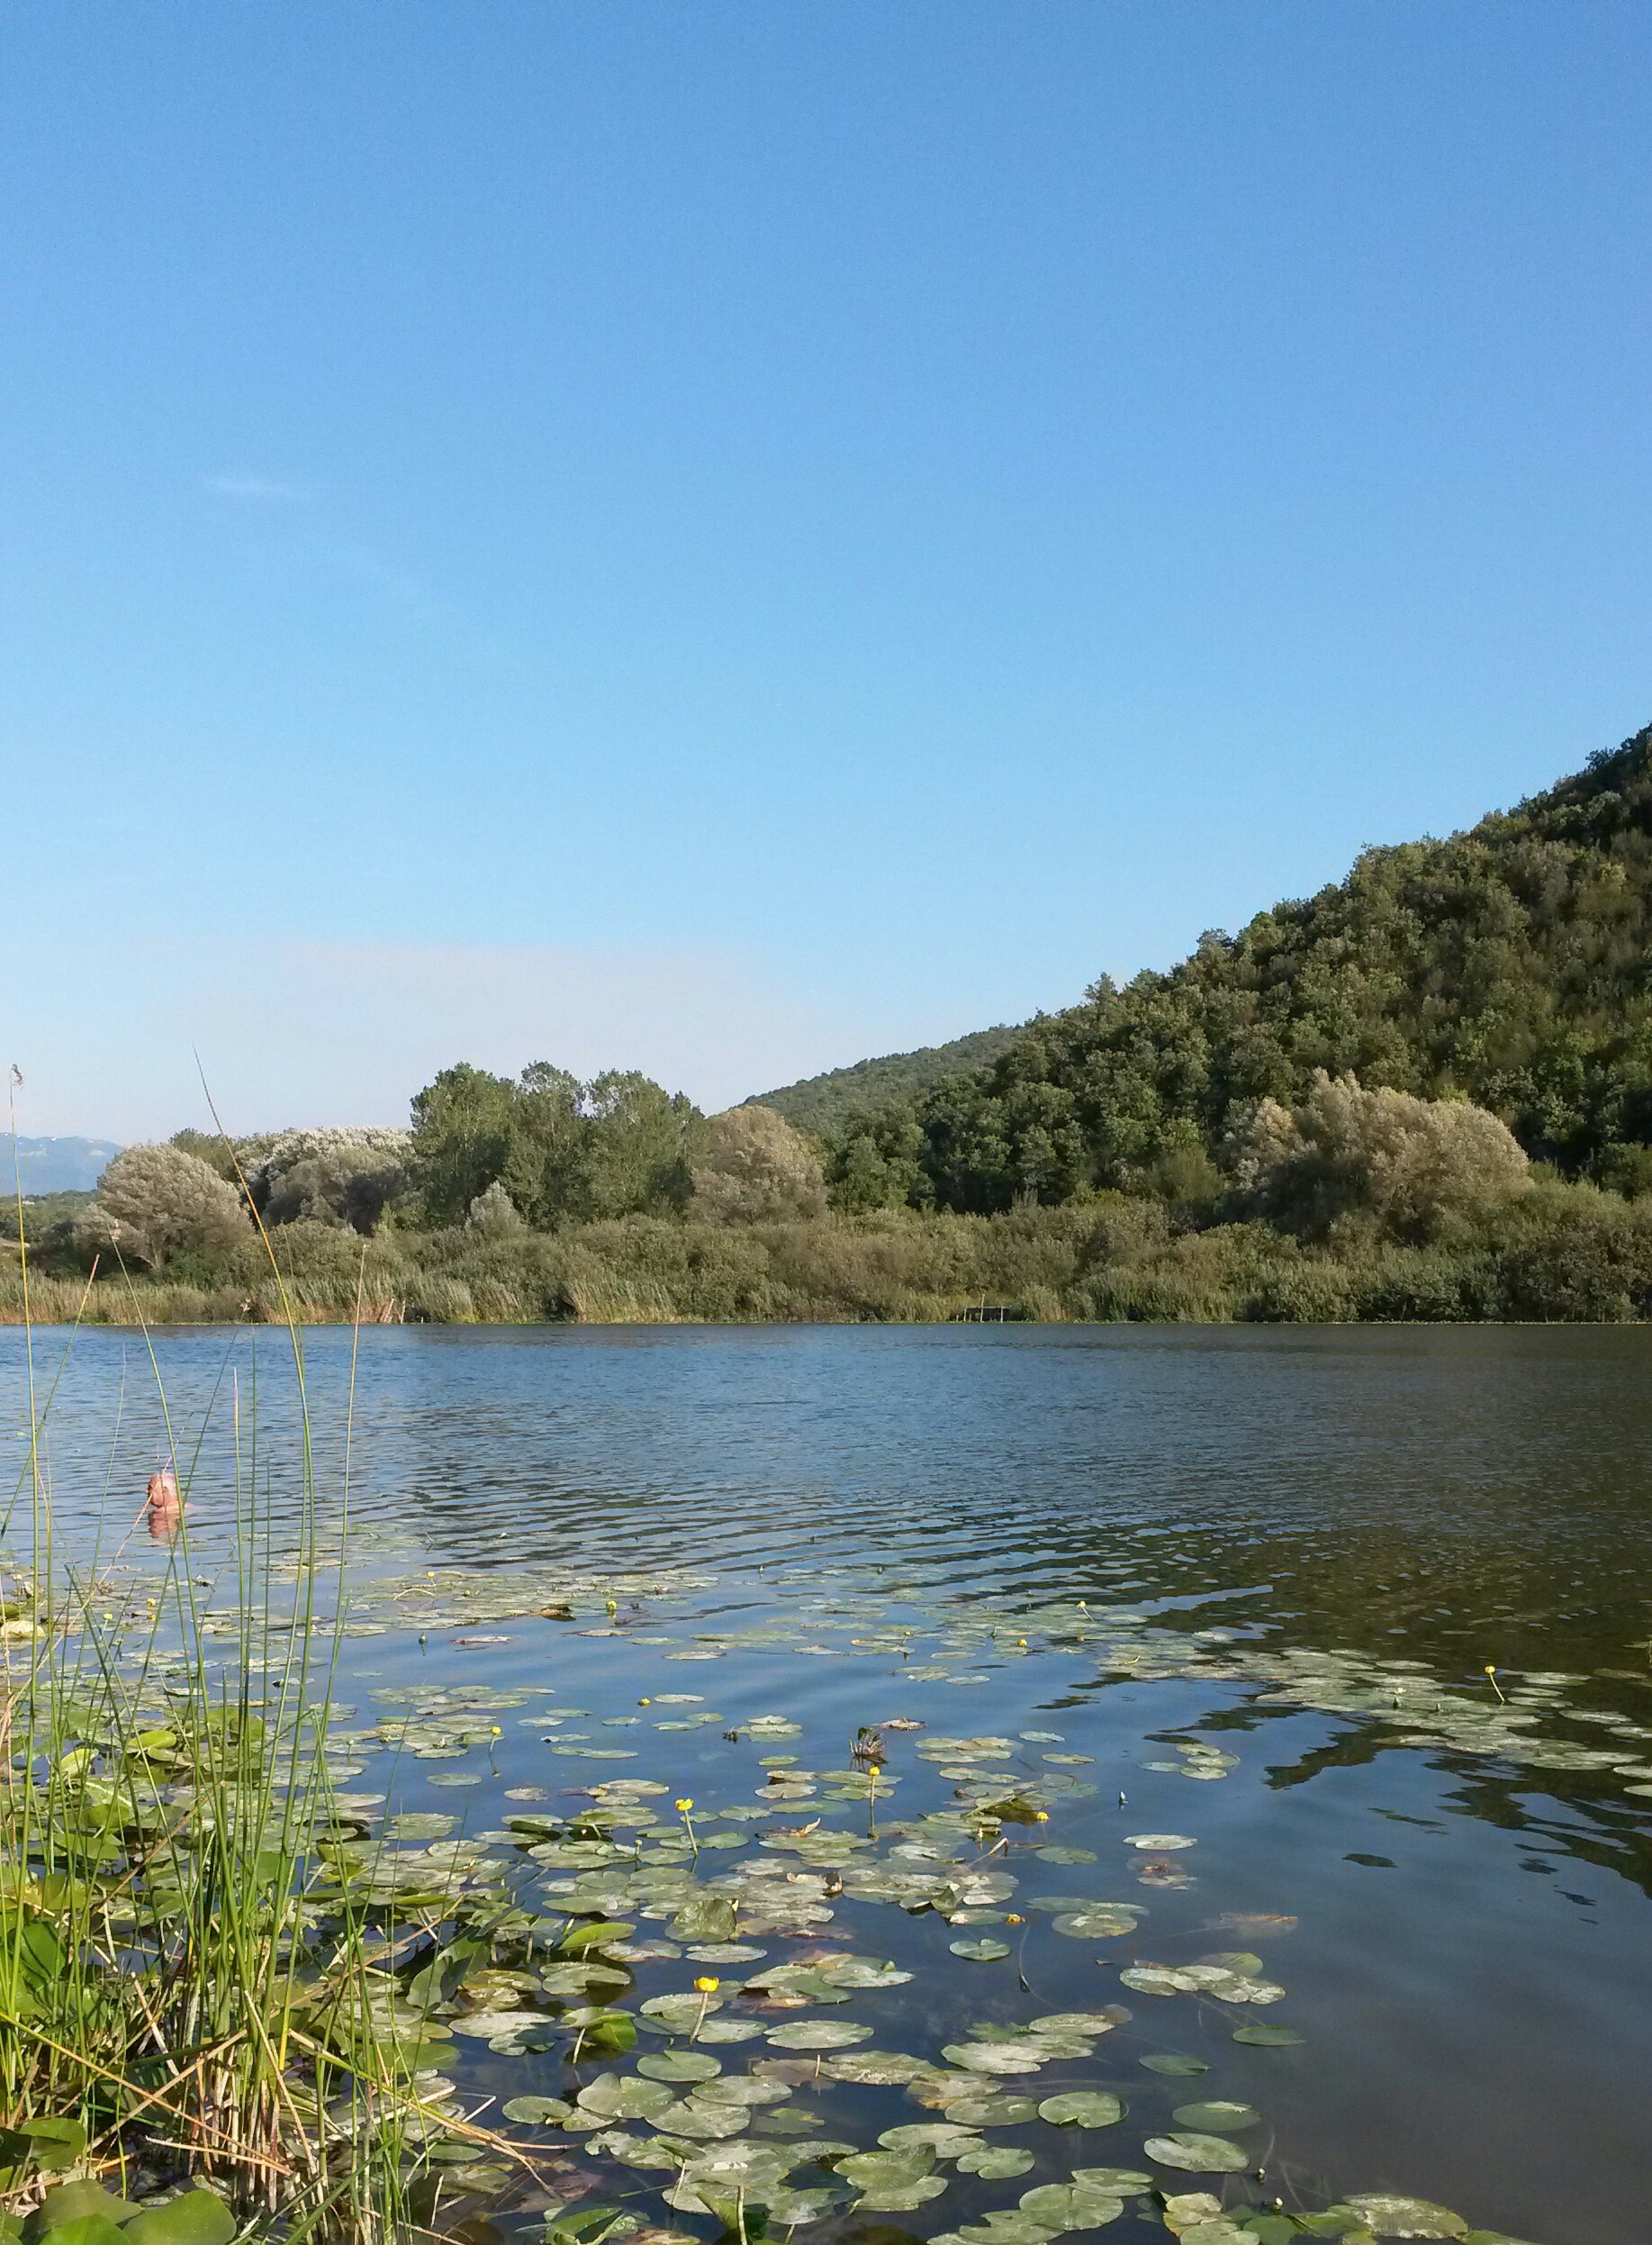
750,1025 -> 1023,1136
828,722 -> 1652,1211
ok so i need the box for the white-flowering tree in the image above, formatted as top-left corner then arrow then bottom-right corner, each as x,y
1226,1071 -> 1530,1240
77,1145 -> 253,1269
237,1128 -> 413,1233
691,1106 -> 826,1224
465,1181 -> 528,1237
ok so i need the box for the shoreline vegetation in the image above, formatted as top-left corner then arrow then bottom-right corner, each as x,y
12,1188 -> 1652,1327
16,724 -> 1652,1326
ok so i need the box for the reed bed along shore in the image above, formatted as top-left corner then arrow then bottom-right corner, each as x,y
10,1196 -> 1652,1326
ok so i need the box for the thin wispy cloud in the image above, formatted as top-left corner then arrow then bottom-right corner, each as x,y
205,472 -> 312,504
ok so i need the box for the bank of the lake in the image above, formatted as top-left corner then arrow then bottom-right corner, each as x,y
12,1192 -> 1652,1326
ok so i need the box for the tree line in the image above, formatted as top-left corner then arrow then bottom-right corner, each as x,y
40,1070 -> 826,1274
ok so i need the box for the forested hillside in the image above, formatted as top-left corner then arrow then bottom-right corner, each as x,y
830,723 -> 1652,1209
751,1026 -> 1022,1136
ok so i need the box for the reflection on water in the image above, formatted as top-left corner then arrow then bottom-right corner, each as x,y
5,1323 -> 1652,2245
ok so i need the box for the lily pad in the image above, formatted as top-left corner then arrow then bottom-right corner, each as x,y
838,2151 -> 934,2187
694,2076 -> 791,2107
1232,2023 -> 1304,2047
942,2041 -> 1050,2075
943,2094 -> 1042,2127
947,2216 -> 1055,2245
879,2124 -> 981,2156
576,2073 -> 673,2122
123,2197 -> 237,2245
820,2049 -> 934,2085
859,2180 -> 951,2213
641,1993 -> 722,2032
1038,2092 -> 1124,2127
764,2187 -> 853,2225
652,2098 -> 751,2141
1336,2199 -> 1467,2240
1120,1966 -> 1201,1996
838,2150 -> 949,2212
1161,2195 -> 1230,2237
1124,1833 -> 1196,1850
501,2095 -> 575,2123
1052,1908 -> 1142,1939
765,2019 -> 872,2049
1172,2102 -> 1260,2132
637,2051 -> 722,2083
957,2147 -> 1034,2178
1144,2132 -> 1250,2174
951,1937 -> 1011,1961
1017,2182 -> 1126,2231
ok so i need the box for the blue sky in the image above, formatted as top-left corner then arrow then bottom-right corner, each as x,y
5,3 -> 1652,1138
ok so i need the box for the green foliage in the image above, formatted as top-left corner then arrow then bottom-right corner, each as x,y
410,1064 -> 522,1226
1228,1073 -> 1530,1242
165,1130 -> 240,1184
825,1101 -> 929,1212
238,1128 -> 412,1233
75,1147 -> 252,1272
466,1181 -> 528,1238
0,1194 -> 95,1246
576,1072 -> 701,1220
691,1107 -> 826,1223
751,1026 -> 1024,1137
411,1063 -> 701,1229
17,1180 -> 1652,1325
835,723 -> 1652,1208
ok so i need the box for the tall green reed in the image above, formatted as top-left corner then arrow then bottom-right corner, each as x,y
0,1109 -> 510,2240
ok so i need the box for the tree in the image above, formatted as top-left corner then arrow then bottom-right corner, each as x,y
409,1065 -> 519,1225
501,1064 -> 585,1227
77,1145 -> 252,1269
826,1101 -> 929,1211
580,1072 -> 701,1219
691,1107 -> 826,1223
264,1145 -> 407,1233
1226,1072 -> 1531,1241
466,1181 -> 528,1237
407,1060 -> 705,1230
167,1128 -> 241,1183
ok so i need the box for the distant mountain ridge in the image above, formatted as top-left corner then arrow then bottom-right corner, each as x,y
749,1026 -> 1023,1137
5,1137 -> 122,1194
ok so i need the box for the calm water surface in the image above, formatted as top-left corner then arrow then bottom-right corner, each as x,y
5,1324 -> 1652,2245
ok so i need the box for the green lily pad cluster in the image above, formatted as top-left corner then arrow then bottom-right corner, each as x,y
9,2182 -> 234,2245
8,1508 -> 1583,2245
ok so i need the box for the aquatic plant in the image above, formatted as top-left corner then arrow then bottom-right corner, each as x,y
0,1161 -> 526,2240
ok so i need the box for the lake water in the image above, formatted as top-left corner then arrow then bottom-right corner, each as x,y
6,1324 -> 1652,2245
